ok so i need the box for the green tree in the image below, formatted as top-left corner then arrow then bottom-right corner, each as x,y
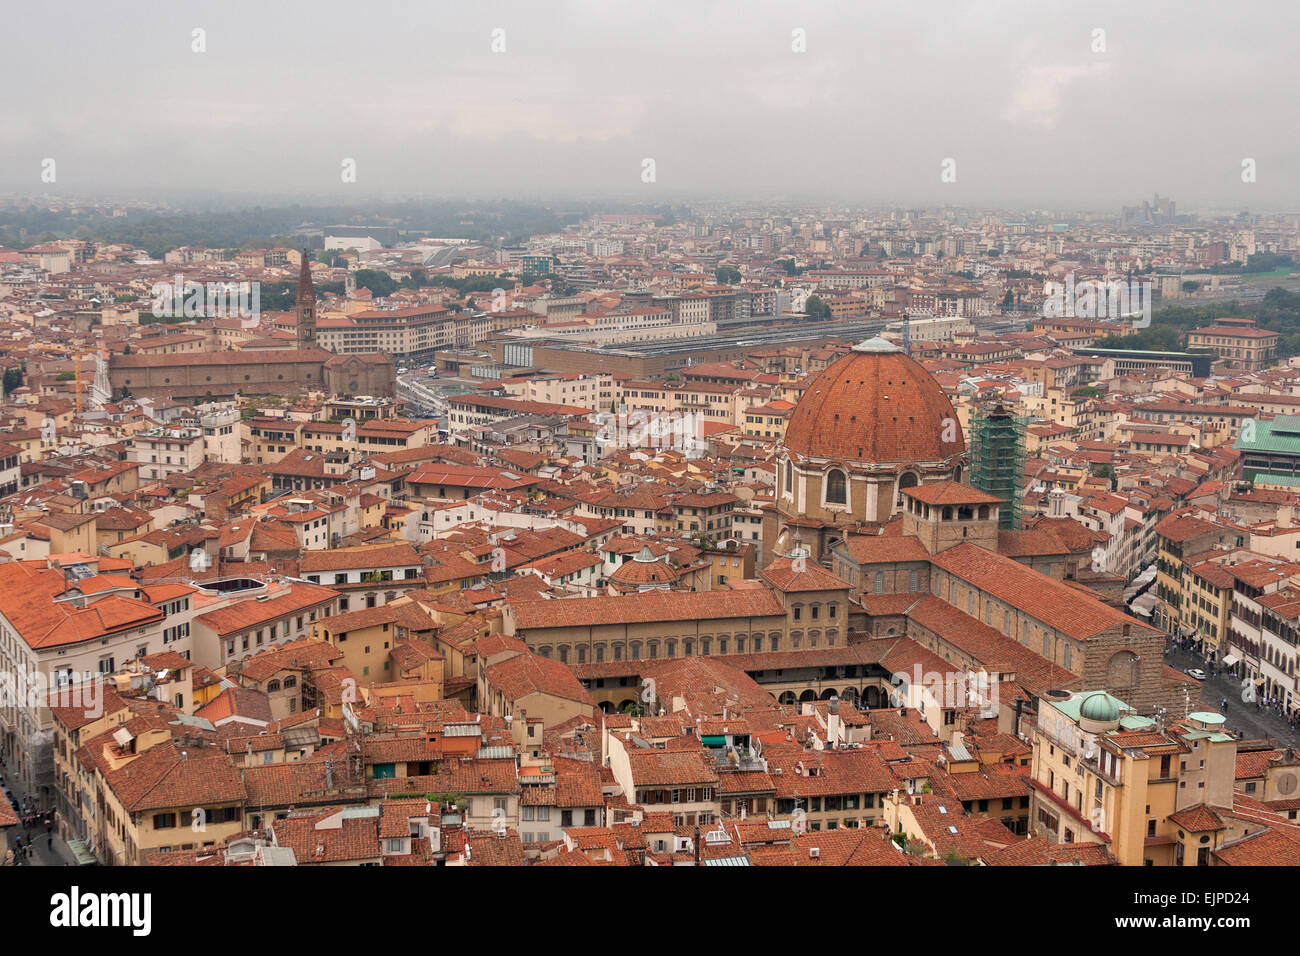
715,265 -> 742,284
353,269 -> 398,298
804,295 -> 832,318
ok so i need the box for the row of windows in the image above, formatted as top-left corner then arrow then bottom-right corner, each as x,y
535,629 -> 840,663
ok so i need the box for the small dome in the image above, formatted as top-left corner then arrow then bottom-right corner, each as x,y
610,551 -> 678,591
1079,692 -> 1120,723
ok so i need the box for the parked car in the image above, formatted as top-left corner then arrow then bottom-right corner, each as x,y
1185,668 -> 1207,681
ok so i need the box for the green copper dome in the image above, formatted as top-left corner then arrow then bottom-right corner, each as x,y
1079,692 -> 1120,723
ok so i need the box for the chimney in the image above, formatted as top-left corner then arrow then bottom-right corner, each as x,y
1280,506 -> 1293,530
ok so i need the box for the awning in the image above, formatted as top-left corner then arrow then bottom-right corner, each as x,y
1222,654 -> 1239,667
67,838 -> 98,866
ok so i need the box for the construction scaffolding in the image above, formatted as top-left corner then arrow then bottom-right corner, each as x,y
969,403 -> 1026,530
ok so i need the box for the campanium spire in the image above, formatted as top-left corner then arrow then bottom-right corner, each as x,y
297,251 -> 317,347
298,251 -> 315,305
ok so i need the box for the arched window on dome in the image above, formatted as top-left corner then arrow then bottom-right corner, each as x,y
784,459 -> 793,497
825,468 -> 847,505
896,471 -> 918,507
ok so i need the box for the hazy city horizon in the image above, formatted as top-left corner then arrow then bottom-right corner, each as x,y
4,0 -> 1297,207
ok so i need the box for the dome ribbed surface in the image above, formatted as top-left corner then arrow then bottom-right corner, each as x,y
784,347 -> 965,464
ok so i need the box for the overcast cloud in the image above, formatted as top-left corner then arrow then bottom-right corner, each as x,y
2,0 -> 1296,210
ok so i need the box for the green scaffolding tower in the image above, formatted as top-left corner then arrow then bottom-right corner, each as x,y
970,402 -> 1026,530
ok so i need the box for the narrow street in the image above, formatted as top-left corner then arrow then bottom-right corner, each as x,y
0,762 -> 75,867
1164,644 -> 1300,747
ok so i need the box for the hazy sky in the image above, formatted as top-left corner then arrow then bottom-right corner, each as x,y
3,0 -> 1297,210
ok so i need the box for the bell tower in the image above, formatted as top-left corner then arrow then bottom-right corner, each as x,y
296,252 -> 317,348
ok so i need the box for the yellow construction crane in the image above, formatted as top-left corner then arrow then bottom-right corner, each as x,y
73,345 -> 83,413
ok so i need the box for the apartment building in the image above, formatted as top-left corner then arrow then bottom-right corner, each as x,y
1225,563 -> 1300,710
500,372 -> 615,411
191,581 -> 340,670
53,709 -> 245,865
300,543 -> 425,611
317,305 -> 454,362
1029,691 -> 1237,866
128,426 -> 205,481
0,560 -> 166,801
1153,512 -> 1246,647
444,394 -> 593,439
1187,317 -> 1279,371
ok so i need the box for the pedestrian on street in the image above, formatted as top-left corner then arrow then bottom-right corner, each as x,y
25,843 -> 33,861
2,848 -> 12,866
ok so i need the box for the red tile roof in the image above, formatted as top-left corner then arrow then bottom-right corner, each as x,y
510,589 -> 784,630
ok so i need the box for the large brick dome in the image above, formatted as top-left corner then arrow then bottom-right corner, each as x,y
784,337 -> 965,466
